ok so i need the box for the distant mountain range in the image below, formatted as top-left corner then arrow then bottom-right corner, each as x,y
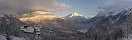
1,8 -> 132,40
92,8 -> 132,27
20,11 -> 90,23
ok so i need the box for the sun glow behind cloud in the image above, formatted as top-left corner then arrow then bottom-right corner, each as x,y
19,11 -> 64,23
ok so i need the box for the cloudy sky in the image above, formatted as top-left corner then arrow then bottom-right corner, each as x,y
0,0 -> 132,17
56,0 -> 132,17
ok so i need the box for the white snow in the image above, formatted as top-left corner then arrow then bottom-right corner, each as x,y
0,35 -> 7,40
65,12 -> 88,22
96,11 -> 119,17
77,29 -> 88,33
124,11 -> 132,16
61,31 -> 74,33
25,27 -> 34,33
10,36 -> 26,40
21,26 -> 34,33
117,34 -> 132,40
69,12 -> 82,17
112,16 -> 120,23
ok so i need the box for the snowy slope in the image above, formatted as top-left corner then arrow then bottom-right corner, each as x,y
92,8 -> 132,28
65,12 -> 89,23
96,11 -> 119,17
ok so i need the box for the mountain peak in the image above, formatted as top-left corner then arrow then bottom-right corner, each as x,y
69,12 -> 82,17
72,12 -> 80,15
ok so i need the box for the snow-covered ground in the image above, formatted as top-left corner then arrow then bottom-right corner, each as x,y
10,36 -> 26,40
0,35 -> 7,40
117,34 -> 132,40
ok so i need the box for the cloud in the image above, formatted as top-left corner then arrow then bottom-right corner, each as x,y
0,0 -> 70,15
52,2 -> 70,10
31,0 -> 70,11
96,0 -> 132,16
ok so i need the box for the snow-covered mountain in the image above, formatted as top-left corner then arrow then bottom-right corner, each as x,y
65,12 -> 89,23
96,10 -> 120,17
88,11 -> 119,26
77,8 -> 132,40
82,8 -> 132,30
66,12 -> 83,17
2,8 -> 132,40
